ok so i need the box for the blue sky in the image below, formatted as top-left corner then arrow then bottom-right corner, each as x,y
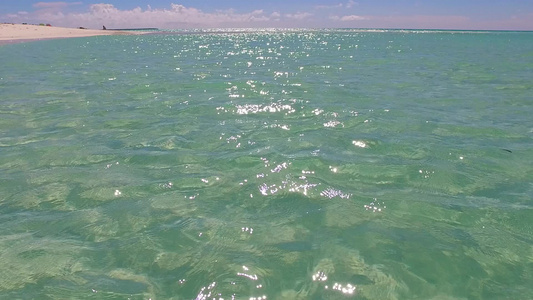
2,1 -> 532,30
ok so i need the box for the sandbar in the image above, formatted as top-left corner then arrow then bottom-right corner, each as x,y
0,23 -> 137,45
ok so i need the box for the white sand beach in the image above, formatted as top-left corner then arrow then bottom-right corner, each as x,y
0,23 -> 135,43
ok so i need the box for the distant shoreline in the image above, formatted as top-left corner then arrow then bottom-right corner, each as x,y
0,23 -> 146,45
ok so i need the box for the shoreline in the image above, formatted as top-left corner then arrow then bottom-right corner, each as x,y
0,23 -> 141,45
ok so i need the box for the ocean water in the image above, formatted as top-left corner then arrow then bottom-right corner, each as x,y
0,29 -> 532,299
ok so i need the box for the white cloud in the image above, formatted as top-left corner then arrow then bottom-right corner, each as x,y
285,12 -> 313,20
373,15 -> 471,29
328,14 -> 480,29
332,15 -> 367,21
346,1 -> 358,9
3,3 -> 281,29
316,1 -> 357,10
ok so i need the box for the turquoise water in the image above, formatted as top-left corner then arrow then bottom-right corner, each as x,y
1,29 -> 532,299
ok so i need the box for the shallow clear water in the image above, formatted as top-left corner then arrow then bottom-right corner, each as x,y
0,29 -> 532,299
